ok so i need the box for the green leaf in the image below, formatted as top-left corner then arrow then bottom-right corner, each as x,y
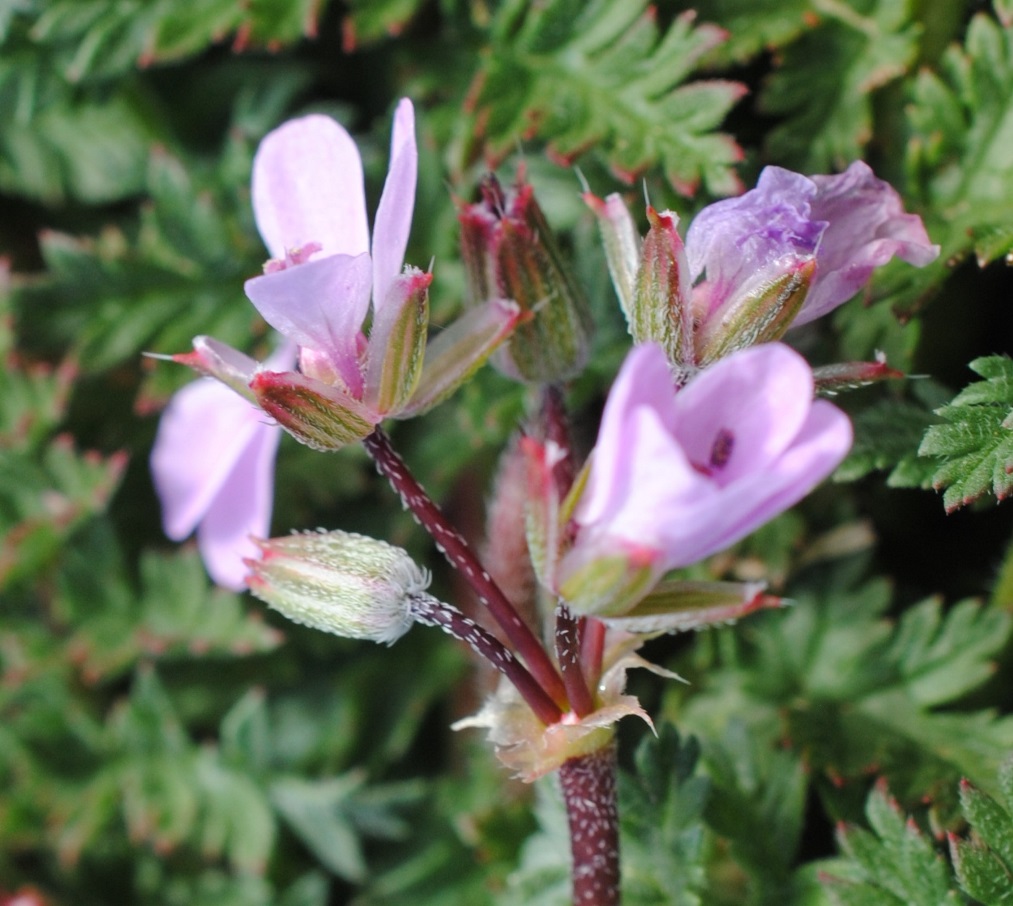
919,356 -> 1013,511
457,0 -> 745,196
341,0 -> 428,49
834,379 -> 950,489
679,576 -> 1013,816
270,773 -> 419,883
703,721 -> 807,896
761,0 -> 921,171
953,773 -> 1013,903
904,14 -> 1013,283
58,540 -> 282,682
620,725 -> 711,905
824,782 -> 961,905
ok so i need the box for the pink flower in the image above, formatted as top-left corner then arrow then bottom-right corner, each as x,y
244,98 -> 420,408
557,342 -> 852,615
151,345 -> 292,590
686,161 -> 939,330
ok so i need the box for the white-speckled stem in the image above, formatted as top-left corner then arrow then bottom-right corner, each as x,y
408,594 -> 560,724
362,427 -> 566,722
559,745 -> 620,906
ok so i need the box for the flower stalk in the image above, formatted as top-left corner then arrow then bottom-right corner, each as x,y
361,426 -> 567,722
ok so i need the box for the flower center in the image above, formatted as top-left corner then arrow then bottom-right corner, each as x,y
263,241 -> 324,274
691,428 -> 735,477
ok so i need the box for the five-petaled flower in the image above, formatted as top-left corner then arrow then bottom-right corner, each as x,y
553,341 -> 853,616
152,99 -> 522,584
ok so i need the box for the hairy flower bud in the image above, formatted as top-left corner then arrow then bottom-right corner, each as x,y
246,530 -> 431,644
459,174 -> 592,383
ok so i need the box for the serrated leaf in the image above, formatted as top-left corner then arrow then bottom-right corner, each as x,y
457,0 -> 744,196
341,0 -> 427,49
919,356 -> 1013,510
680,575 -> 1013,815
901,14 -> 1013,312
835,396 -> 939,486
825,783 -> 962,905
270,774 -> 369,882
761,0 -> 920,171
620,725 -> 710,905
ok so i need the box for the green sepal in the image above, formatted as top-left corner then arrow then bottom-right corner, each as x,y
250,370 -> 377,452
696,257 -> 815,365
520,437 -> 561,590
397,298 -> 523,417
631,207 -> 692,367
364,269 -> 431,416
600,579 -> 781,634
558,551 -> 658,618
585,191 -> 640,320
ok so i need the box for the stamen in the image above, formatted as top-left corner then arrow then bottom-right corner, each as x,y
710,428 -> 735,469
263,241 -> 324,274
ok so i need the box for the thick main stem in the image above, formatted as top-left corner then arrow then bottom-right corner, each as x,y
362,428 -> 567,719
559,745 -> 621,906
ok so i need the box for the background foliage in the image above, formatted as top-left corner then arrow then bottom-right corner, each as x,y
3,0 -> 1013,903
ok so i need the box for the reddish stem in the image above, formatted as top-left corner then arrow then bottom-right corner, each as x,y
580,617 -> 607,689
408,595 -> 560,725
556,604 -> 595,717
362,428 -> 567,719
559,745 -> 621,905
541,385 -> 595,716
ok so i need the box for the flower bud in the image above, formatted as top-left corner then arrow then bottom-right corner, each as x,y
459,174 -> 592,383
246,530 -> 430,644
812,355 -> 904,396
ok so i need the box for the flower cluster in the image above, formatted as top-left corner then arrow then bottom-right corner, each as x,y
150,99 -> 936,778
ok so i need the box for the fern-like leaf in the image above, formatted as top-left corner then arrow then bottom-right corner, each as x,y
905,14 -> 1013,275
919,356 -> 1013,511
458,0 -> 745,196
823,782 -> 962,905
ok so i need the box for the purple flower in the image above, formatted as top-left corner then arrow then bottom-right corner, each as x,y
151,345 -> 293,590
557,342 -> 852,615
686,161 -> 939,331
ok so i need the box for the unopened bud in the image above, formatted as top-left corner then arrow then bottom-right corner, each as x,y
694,256 -> 815,365
459,174 -> 592,383
813,355 -> 904,396
632,207 -> 693,368
246,530 -> 430,644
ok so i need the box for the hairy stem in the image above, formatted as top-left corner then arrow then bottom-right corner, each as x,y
408,595 -> 559,722
362,427 -> 567,720
555,603 -> 595,717
559,745 -> 621,906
